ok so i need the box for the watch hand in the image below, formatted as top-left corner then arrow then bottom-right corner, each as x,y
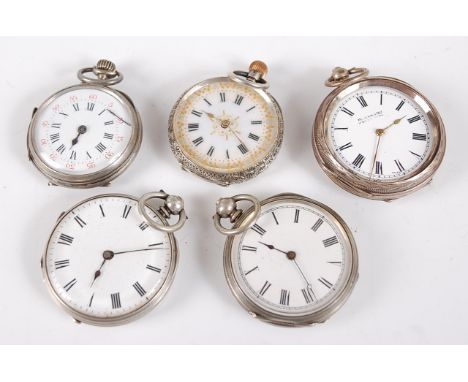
106,109 -> 131,126
259,241 -> 289,255
90,250 -> 114,287
113,247 -> 167,255
369,133 -> 383,179
292,259 -> 318,301
376,115 -> 407,135
227,125 -> 248,148
70,125 -> 88,149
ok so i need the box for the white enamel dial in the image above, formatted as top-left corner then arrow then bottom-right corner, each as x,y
231,199 -> 353,316
43,195 -> 174,322
172,79 -> 280,173
328,85 -> 433,179
32,86 -> 135,176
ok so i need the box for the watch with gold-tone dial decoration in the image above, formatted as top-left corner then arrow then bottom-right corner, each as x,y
168,61 -> 284,186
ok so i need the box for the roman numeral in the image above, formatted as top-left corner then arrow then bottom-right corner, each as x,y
95,142 -> 106,153
72,103 -> 79,112
237,143 -> 248,154
99,204 -> 105,217
73,215 -> 86,228
311,218 -> 323,232
192,136 -> 204,146
88,293 -> 94,307
408,115 -> 421,124
339,142 -> 353,151
328,261 -> 342,266
357,95 -> 368,107
133,282 -> 146,297
302,287 -> 314,304
242,245 -> 257,252
63,278 -> 77,292
146,264 -> 161,273
188,123 -> 199,132
226,149 -> 230,159
259,281 -> 272,296
375,161 -> 383,175
251,223 -> 266,236
104,133 -> 114,140
272,211 -> 279,225
341,107 -> 354,116
51,123 -> 61,128
294,209 -> 300,223
412,132 -> 427,141
244,266 -> 259,276
395,100 -> 405,111
56,144 -> 66,154
86,151 -> 92,159
394,159 -> 405,172
234,95 -> 244,105
104,120 -> 114,126
203,98 -> 212,106
59,112 -> 68,117
58,233 -> 74,245
334,127 -> 348,131
54,259 -> 70,270
248,133 -> 260,141
192,110 -> 202,117
111,293 -> 121,309
98,109 -> 106,116
50,133 -> 60,144
279,289 -> 290,305
69,150 -> 76,160
246,106 -> 256,112
219,92 -> 226,102
207,146 -> 215,156
352,153 -> 365,168
409,150 -> 422,159
139,222 -> 149,231
323,236 -> 338,247
87,102 -> 95,111
380,93 -> 383,105
318,277 -> 333,289
251,120 -> 262,125
122,205 -> 132,219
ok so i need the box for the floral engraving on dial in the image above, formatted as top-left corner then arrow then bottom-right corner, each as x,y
33,87 -> 134,176
233,203 -> 350,315
44,196 -> 173,319
328,86 -> 432,180
172,80 -> 280,174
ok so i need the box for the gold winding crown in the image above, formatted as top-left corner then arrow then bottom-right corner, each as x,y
249,60 -> 268,76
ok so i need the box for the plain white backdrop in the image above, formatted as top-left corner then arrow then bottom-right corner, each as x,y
0,37 -> 467,344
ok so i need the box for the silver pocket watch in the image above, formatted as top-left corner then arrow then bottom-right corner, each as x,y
213,193 -> 359,326
168,60 -> 284,186
41,191 -> 186,326
27,59 -> 142,188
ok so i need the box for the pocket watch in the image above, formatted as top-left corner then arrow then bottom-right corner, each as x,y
41,191 -> 186,326
213,193 -> 358,326
27,59 -> 142,188
168,61 -> 284,186
313,67 -> 446,201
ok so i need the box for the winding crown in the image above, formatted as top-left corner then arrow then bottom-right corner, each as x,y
95,59 -> 116,74
249,60 -> 268,76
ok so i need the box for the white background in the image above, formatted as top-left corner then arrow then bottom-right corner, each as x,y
0,37 -> 467,344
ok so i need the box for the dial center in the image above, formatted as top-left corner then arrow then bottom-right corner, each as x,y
103,250 -> 114,260
286,251 -> 296,260
77,125 -> 88,134
221,119 -> 231,129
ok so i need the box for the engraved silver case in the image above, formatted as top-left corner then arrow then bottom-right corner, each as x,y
222,193 -> 359,327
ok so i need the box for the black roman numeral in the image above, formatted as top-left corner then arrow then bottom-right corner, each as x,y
89,293 -> 94,307
408,115 -> 421,124
226,149 -> 230,159
122,205 -> 132,219
352,153 -> 365,168
380,93 -> 383,105
133,282 -> 146,297
323,236 -> 338,247
341,107 -> 354,116
318,277 -> 333,289
302,287 -> 314,304
64,278 -> 77,292
51,123 -> 61,128
237,143 -> 248,154
244,266 -> 259,276
246,106 -> 256,112
87,102 -> 95,111
69,150 -> 76,160
234,95 -> 244,105
111,293 -> 121,309
54,259 -> 70,270
104,120 -> 114,125
58,233 -> 74,245
251,120 -> 262,125
339,142 -> 353,151
98,109 -> 106,116
50,133 -> 60,144
248,133 -> 260,141
259,281 -> 272,296
251,224 -> 266,236
294,209 -> 300,223
357,95 -> 368,107
146,264 -> 161,273
203,98 -> 212,106
219,92 -> 226,102
409,150 -> 422,159
375,161 -> 383,175
59,112 -> 69,117
207,146 -> 215,157
138,222 -> 149,231
242,245 -> 257,252
56,144 -> 66,154
395,100 -> 405,111
72,103 -> 79,112
86,151 -> 92,159
73,215 -> 86,228
188,123 -> 199,132
394,159 -> 405,172
192,110 -> 202,117
311,218 -> 323,232
412,132 -> 427,141
280,289 -> 290,305
95,142 -> 106,153
328,261 -> 342,266
272,211 -> 279,225
192,136 -> 204,146
104,133 -> 114,140
99,204 -> 105,217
